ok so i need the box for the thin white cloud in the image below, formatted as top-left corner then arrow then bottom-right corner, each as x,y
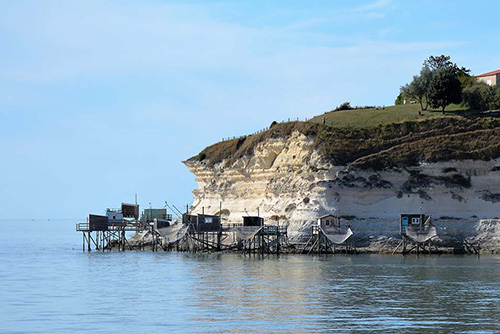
282,17 -> 330,32
353,0 -> 392,12
349,0 -> 393,19
279,0 -> 393,33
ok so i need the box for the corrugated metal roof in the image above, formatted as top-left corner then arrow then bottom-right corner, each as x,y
476,69 -> 500,77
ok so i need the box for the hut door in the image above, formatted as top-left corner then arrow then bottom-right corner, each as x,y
401,217 -> 408,233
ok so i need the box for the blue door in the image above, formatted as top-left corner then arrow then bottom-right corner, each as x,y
401,217 -> 408,233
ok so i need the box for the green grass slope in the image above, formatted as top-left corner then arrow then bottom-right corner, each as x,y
309,104 -> 466,128
190,105 -> 500,170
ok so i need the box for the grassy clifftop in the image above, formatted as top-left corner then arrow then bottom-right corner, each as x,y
190,106 -> 500,170
309,103 -> 465,128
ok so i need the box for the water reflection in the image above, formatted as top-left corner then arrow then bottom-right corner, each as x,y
180,254 -> 500,333
1,220 -> 499,334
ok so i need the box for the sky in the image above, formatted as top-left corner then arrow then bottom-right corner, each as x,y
1,0 -> 499,220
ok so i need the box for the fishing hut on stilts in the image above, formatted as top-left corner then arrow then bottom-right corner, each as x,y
137,207 -> 174,251
183,211 -> 223,252
302,215 -> 354,254
394,213 -> 439,255
76,203 -> 140,252
231,216 -> 288,255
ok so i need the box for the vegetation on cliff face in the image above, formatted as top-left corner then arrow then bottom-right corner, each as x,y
189,115 -> 500,170
189,121 -> 320,167
350,126 -> 500,169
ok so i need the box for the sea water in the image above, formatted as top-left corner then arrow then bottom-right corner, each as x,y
1,219 -> 499,334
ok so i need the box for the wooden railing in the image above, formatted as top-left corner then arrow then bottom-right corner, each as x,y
76,222 -> 142,232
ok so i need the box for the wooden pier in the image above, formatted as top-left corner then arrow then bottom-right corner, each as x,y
76,221 -> 137,251
238,225 -> 288,255
76,205 -> 291,254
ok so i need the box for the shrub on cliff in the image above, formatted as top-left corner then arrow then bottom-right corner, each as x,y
463,82 -> 500,111
335,102 -> 353,111
462,82 -> 493,111
198,152 -> 207,161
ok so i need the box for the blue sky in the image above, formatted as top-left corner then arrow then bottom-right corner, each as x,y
1,0 -> 499,219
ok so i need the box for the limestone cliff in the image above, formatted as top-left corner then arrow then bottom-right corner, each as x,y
185,119 -> 500,252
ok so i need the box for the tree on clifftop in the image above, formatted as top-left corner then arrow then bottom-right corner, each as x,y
400,55 -> 469,113
424,55 -> 470,75
425,55 -> 469,113
400,66 -> 431,110
427,67 -> 463,113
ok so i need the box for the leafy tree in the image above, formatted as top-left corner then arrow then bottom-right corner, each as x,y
395,93 -> 405,105
423,55 -> 469,112
458,73 -> 477,91
462,81 -> 494,111
427,68 -> 463,113
400,66 -> 432,110
399,55 -> 470,112
424,55 -> 470,76
424,55 -> 452,70
488,85 -> 500,110
462,82 -> 500,111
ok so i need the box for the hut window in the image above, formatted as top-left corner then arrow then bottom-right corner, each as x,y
411,217 -> 420,225
205,217 -> 213,224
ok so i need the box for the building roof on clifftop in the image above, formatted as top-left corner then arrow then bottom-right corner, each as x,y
476,69 -> 500,77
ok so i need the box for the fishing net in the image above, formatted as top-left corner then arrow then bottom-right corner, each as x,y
321,227 -> 353,245
231,226 -> 262,240
156,223 -> 189,244
406,225 -> 437,243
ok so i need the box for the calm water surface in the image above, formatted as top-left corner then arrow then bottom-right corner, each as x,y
0,219 -> 499,333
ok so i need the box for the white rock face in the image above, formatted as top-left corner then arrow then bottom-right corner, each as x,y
185,131 -> 500,251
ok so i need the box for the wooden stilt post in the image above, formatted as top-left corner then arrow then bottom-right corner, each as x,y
277,233 -> 280,255
318,233 -> 321,255
152,226 -> 155,252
